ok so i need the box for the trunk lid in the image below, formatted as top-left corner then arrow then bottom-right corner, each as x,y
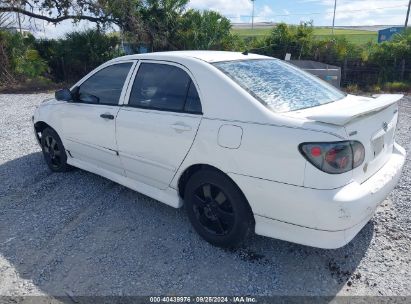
287,94 -> 402,183
298,94 -> 402,126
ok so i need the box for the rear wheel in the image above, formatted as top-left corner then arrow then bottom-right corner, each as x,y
41,127 -> 71,172
184,169 -> 254,248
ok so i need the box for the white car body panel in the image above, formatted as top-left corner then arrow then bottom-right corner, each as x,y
33,51 -> 406,249
115,60 -> 202,189
169,118 -> 345,189
116,107 -> 201,189
61,103 -> 124,175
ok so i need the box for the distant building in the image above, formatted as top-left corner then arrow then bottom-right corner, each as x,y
378,27 -> 404,43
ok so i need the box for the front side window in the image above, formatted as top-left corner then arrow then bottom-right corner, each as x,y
76,62 -> 133,105
213,59 -> 345,113
129,63 -> 201,113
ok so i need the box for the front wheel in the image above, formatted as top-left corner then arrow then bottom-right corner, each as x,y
41,127 -> 71,172
184,169 -> 254,248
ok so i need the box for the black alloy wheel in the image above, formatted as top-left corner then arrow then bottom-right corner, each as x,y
184,169 -> 254,248
192,183 -> 235,236
41,127 -> 71,172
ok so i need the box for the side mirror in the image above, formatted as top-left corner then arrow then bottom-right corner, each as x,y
55,88 -> 73,101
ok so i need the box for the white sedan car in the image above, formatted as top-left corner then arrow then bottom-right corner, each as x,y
33,51 -> 406,249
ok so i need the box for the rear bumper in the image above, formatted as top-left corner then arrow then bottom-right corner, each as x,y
229,143 -> 406,249
253,213 -> 373,249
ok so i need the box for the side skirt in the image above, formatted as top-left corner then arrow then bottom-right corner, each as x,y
67,157 -> 183,208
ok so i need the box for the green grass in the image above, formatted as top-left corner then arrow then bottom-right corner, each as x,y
232,28 -> 272,37
232,27 -> 378,45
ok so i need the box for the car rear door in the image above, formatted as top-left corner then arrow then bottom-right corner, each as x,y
116,61 -> 203,189
60,61 -> 136,175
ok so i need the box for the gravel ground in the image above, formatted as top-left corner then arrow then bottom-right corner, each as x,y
0,93 -> 410,298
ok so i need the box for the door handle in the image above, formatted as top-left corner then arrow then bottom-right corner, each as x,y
100,113 -> 114,120
171,122 -> 192,133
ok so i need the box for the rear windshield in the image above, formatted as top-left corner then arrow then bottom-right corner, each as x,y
213,59 -> 345,113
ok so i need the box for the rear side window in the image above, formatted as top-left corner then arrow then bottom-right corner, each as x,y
76,63 -> 133,105
184,81 -> 202,113
129,63 -> 201,113
213,59 -> 345,113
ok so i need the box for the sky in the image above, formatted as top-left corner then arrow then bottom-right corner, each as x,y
189,0 -> 410,25
14,0 -> 411,38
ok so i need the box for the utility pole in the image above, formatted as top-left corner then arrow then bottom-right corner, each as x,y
405,0 -> 411,28
17,11 -> 22,33
15,0 -> 22,34
251,0 -> 255,29
332,0 -> 337,35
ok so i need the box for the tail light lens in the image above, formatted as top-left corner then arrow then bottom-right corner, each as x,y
299,141 -> 365,174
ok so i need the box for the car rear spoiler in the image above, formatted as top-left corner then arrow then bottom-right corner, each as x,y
306,94 -> 403,126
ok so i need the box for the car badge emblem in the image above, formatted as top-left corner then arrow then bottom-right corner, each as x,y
382,122 -> 388,132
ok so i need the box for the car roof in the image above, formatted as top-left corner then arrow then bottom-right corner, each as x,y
114,50 -> 270,63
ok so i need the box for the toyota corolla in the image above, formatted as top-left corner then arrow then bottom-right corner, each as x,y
33,51 -> 406,249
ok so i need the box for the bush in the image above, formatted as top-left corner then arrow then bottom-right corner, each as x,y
251,22 -> 315,59
0,31 -> 48,82
383,82 -> 410,92
313,36 -> 361,62
14,49 -> 48,78
35,29 -> 120,82
345,84 -> 360,94
369,84 -> 382,93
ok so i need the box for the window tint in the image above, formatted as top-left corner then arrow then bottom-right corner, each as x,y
77,63 -> 133,105
213,59 -> 345,113
184,81 -> 202,113
129,63 -> 191,112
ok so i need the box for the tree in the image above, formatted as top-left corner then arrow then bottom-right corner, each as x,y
177,10 -> 236,50
138,0 -> 189,51
0,0 -> 140,30
0,12 -> 14,29
0,31 -> 15,85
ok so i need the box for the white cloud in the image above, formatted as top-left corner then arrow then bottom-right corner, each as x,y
254,5 -> 276,22
303,0 -> 409,25
188,0 -> 282,23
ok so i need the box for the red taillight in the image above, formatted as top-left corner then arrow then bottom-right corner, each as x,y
325,148 -> 337,163
311,147 -> 322,157
299,141 -> 365,174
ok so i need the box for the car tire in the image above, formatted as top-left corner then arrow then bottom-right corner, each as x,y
184,169 -> 254,248
41,127 -> 71,172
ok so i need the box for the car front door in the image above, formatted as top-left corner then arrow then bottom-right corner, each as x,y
60,61 -> 136,175
116,61 -> 203,189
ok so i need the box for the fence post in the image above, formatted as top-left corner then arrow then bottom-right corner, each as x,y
343,58 -> 347,85
400,59 -> 405,81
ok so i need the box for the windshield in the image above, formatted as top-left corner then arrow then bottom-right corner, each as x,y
213,59 -> 346,113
